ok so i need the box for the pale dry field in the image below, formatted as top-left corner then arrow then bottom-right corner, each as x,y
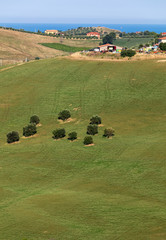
0,28 -> 99,64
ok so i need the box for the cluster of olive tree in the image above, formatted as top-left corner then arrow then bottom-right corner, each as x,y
7,115 -> 40,144
83,115 -> 115,145
53,110 -> 77,141
53,112 -> 115,145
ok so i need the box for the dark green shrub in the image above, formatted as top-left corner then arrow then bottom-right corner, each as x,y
52,128 -> 66,139
103,128 -> 115,138
121,49 -> 136,57
30,115 -> 40,125
7,131 -> 19,143
90,115 -> 101,125
68,131 -> 77,141
83,136 -> 93,145
23,124 -> 37,137
58,110 -> 71,121
159,42 -> 166,51
35,57 -> 40,60
139,44 -> 144,49
87,124 -> 98,135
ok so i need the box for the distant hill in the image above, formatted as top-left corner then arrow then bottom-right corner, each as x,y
63,26 -> 121,37
95,26 -> 121,34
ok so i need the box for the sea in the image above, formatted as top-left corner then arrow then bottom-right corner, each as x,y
0,23 -> 166,33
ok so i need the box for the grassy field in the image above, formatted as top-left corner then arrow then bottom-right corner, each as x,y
0,58 -> 166,240
114,37 -> 154,48
41,43 -> 90,52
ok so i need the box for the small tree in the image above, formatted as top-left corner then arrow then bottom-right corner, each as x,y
90,115 -> 101,125
102,32 -> 116,44
52,128 -> 66,139
103,128 -> 115,138
58,110 -> 71,121
87,124 -> 98,135
159,42 -> 166,51
7,131 -> 19,144
83,136 -> 93,145
68,131 -> 77,141
23,124 -> 37,137
139,44 -> 143,49
30,115 -> 40,125
121,49 -> 136,58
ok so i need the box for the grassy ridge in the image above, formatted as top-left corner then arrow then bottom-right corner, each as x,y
0,58 -> 166,240
41,43 -> 90,52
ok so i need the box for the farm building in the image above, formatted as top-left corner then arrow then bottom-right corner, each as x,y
45,30 -> 59,35
158,37 -> 166,43
96,44 -> 123,53
87,32 -> 100,39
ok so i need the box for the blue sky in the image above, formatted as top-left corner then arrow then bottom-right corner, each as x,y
1,0 -> 166,23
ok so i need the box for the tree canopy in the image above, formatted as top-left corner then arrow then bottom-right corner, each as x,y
102,32 -> 116,44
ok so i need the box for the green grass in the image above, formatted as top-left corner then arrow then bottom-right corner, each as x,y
0,58 -> 166,240
114,37 -> 154,48
41,43 -> 90,52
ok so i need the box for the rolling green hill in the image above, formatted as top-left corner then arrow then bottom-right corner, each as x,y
0,58 -> 166,240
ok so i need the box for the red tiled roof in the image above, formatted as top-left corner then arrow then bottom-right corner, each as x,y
162,32 -> 166,35
98,44 -> 115,47
45,30 -> 58,32
159,37 -> 166,39
87,32 -> 100,35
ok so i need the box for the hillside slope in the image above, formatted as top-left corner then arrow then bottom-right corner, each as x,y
0,28 -> 99,65
0,58 -> 166,240
0,28 -> 65,61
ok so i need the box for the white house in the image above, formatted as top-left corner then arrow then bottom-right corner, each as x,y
158,37 -> 166,44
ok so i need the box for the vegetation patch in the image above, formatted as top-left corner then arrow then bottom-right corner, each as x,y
41,43 -> 90,52
7,131 -> 19,144
23,124 -> 37,137
68,131 -> 77,141
87,124 -> 98,135
58,110 -> 71,121
83,136 -> 93,145
90,115 -> 101,125
30,115 -> 40,125
114,37 -> 154,48
103,128 -> 115,138
52,128 -> 66,139
121,49 -> 136,57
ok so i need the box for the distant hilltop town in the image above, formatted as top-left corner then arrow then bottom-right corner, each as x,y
44,26 -> 122,39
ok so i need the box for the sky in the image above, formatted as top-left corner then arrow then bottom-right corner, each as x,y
1,0 -> 166,24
